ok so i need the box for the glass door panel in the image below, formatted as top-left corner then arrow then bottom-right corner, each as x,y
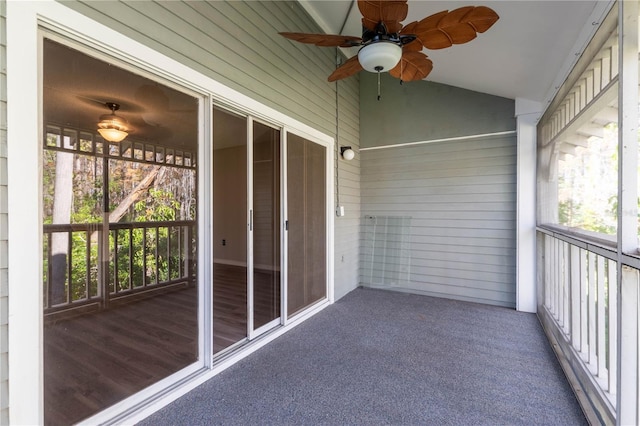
252,122 -> 281,331
42,39 -> 199,425
286,133 -> 327,317
213,107 -> 248,354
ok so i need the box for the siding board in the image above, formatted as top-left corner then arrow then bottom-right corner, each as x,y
363,174 -> 516,188
64,1 -> 341,135
365,163 -> 516,177
191,2 -> 335,101
56,0 -> 360,301
0,0 -> 7,422
363,165 -> 516,182
361,131 -> 516,307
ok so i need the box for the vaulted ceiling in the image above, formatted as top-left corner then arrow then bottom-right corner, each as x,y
300,0 -> 608,104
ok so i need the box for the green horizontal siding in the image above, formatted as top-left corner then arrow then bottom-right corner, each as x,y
57,0 -> 360,298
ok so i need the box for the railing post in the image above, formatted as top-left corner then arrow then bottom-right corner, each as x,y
579,249 -> 588,357
544,234 -> 551,308
570,245 -> 581,351
99,222 -> 110,310
562,242 -> 570,334
596,255 -> 606,381
184,224 -> 192,282
46,232 -> 53,310
607,259 -> 617,397
588,251 -> 597,368
618,265 -> 639,425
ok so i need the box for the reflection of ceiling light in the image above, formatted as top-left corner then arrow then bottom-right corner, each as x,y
358,42 -> 402,73
97,102 -> 129,142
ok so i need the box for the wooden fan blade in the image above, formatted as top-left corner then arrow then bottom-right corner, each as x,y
414,6 -> 499,50
358,0 -> 407,33
399,21 -> 422,52
462,6 -> 500,33
438,6 -> 477,44
279,32 -> 362,47
389,51 -> 433,82
412,10 -> 450,49
328,55 -> 364,82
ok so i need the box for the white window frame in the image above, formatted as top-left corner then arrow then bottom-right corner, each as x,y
6,1 -> 334,424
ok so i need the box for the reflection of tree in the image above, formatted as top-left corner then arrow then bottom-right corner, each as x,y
111,189 -> 184,293
557,123 -> 618,235
43,153 -> 196,224
607,195 -> 640,237
558,200 -> 571,225
43,149 -> 196,303
558,199 -> 616,234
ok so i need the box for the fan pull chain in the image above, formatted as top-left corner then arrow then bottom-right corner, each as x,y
374,65 -> 384,101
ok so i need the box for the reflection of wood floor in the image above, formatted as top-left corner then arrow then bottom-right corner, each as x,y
213,263 -> 280,354
213,264 -> 247,353
44,285 -> 198,426
43,264 -> 279,425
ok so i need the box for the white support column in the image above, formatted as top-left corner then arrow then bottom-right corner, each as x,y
516,98 -> 542,313
618,0 -> 639,255
619,266 -> 639,426
6,2 -> 44,425
617,1 -> 639,424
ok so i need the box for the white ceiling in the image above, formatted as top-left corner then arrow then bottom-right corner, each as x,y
299,0 -> 613,104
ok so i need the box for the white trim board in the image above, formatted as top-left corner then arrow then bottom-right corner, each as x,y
359,130 -> 517,151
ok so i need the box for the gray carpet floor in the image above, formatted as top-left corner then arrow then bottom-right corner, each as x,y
139,287 -> 586,425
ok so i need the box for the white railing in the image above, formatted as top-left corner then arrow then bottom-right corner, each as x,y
537,229 -> 618,423
43,220 -> 196,318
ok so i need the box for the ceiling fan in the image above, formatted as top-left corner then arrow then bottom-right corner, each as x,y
280,1 -> 499,84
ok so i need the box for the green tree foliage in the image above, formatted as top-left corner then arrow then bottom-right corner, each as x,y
43,147 -> 196,305
112,188 -> 183,292
556,122 -> 618,235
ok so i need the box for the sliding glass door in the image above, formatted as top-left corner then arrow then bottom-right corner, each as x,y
42,39 -> 200,425
212,110 -> 283,354
212,107 -> 329,356
286,133 -> 327,317
251,122 -> 281,332
212,107 -> 248,354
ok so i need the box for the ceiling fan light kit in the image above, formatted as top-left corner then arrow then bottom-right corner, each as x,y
97,102 -> 129,143
280,1 -> 499,87
358,42 -> 402,73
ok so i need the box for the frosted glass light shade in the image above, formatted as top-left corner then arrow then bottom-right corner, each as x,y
97,111 -> 129,142
342,148 -> 355,160
98,127 -> 128,143
358,42 -> 402,73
